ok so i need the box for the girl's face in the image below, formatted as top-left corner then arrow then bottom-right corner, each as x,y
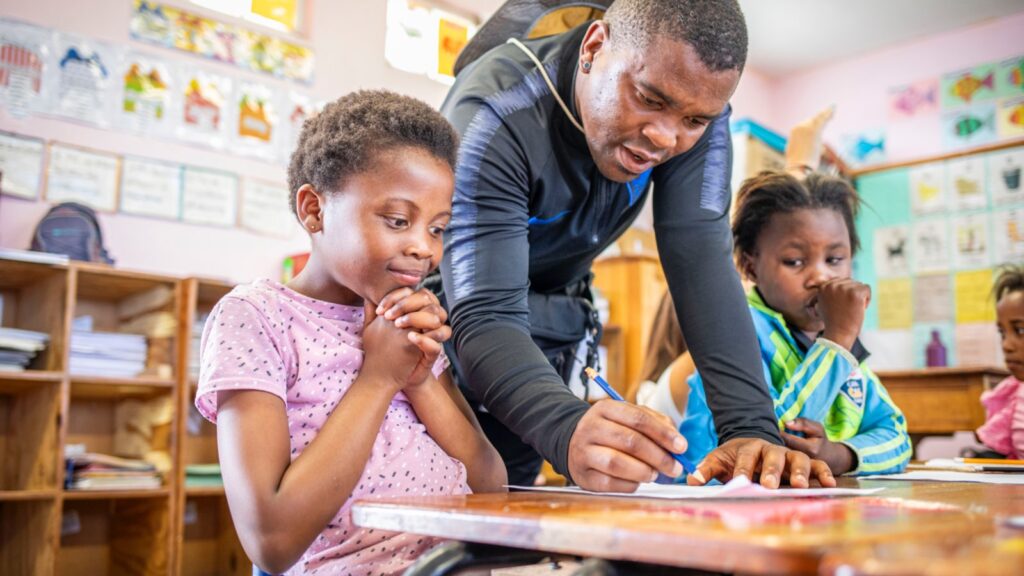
996,290 -> 1024,380
740,208 -> 853,336
304,147 -> 453,306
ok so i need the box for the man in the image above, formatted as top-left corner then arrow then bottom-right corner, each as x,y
436,0 -> 835,491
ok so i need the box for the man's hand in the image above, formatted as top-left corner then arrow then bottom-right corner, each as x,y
686,437 -> 836,489
782,418 -> 856,475
567,400 -> 693,492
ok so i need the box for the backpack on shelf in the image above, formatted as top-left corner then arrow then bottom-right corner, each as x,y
30,202 -> 115,265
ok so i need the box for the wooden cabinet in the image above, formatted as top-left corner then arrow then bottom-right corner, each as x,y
877,366 -> 1007,435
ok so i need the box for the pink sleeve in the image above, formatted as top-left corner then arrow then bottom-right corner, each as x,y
195,297 -> 289,423
1012,382 -> 1024,459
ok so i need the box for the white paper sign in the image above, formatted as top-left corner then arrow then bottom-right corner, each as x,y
946,157 -> 987,211
182,167 -> 236,226
45,144 -> 119,211
120,156 -> 181,219
241,179 -> 292,237
0,132 -> 44,199
873,226 -> 910,278
49,33 -> 116,127
952,213 -> 991,270
0,20 -> 51,118
910,164 -> 947,216
993,207 -> 1024,265
989,149 -> 1024,207
911,219 -> 951,274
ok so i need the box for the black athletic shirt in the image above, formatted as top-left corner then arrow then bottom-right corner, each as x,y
439,25 -> 782,479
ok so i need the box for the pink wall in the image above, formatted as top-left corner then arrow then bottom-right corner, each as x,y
0,0 -> 451,282
729,66 -> 777,130
769,11 -> 1024,161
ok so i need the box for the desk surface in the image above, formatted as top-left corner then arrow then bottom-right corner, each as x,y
352,479 -> 1024,575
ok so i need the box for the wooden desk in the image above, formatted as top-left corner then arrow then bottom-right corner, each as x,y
876,367 -> 1008,434
352,480 -> 1024,575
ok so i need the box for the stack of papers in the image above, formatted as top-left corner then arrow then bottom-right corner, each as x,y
0,327 -> 49,372
185,463 -> 223,488
66,452 -> 161,491
509,475 -> 884,499
69,324 -> 148,378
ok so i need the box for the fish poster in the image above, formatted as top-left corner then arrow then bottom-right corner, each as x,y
989,148 -> 1024,206
945,156 -> 987,211
873,226 -> 911,278
995,56 -> 1024,98
911,219 -> 951,274
49,33 -> 117,127
888,79 -> 939,120
942,64 -> 998,108
840,130 -> 886,166
996,96 -> 1024,139
910,163 -> 947,216
177,69 -> 231,147
118,51 -> 175,136
993,207 -> 1024,265
952,213 -> 991,270
0,19 -> 51,118
942,104 -> 997,150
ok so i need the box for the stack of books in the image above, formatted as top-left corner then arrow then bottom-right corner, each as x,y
185,463 -> 223,488
69,317 -> 148,378
0,327 -> 49,372
65,452 -> 162,491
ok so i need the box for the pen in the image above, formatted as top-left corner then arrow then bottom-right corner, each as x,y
584,367 -> 698,477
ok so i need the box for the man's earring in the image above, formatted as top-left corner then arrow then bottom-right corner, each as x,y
582,60 -> 591,72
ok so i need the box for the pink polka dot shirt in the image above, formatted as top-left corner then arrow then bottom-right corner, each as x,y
196,279 -> 470,576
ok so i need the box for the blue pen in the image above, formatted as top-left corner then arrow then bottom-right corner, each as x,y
584,367 -> 698,477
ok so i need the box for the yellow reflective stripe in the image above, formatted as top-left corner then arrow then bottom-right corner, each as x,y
856,433 -> 907,457
858,448 -> 911,473
778,348 -> 835,422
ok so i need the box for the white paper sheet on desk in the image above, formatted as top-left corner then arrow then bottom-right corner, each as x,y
508,475 -> 883,499
862,471 -> 1024,484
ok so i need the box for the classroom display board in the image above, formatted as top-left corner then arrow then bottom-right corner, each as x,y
0,16 -> 318,166
855,144 -> 1024,370
0,129 -> 297,239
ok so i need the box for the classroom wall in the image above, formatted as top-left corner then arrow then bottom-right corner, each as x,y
0,0 -> 452,282
769,10 -> 1024,160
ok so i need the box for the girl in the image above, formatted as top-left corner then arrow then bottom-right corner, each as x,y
976,265 -> 1024,459
678,171 -> 912,479
196,90 -> 506,576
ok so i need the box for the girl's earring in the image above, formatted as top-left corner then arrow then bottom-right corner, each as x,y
582,61 -> 591,72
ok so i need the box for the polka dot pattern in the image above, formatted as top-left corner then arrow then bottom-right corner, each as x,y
196,279 -> 469,575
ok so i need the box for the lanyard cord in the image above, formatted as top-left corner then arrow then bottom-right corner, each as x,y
506,37 -> 585,134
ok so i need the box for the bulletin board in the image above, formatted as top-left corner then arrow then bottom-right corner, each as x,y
854,140 -> 1024,370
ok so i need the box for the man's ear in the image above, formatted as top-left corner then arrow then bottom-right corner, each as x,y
578,20 -> 609,70
295,183 -> 324,233
739,252 -> 758,282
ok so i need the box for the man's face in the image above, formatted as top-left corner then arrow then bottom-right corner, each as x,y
574,22 -> 741,183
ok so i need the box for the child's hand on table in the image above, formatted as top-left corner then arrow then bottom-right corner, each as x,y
363,288 -> 451,390
782,418 -> 856,475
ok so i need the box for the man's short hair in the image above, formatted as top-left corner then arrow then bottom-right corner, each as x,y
605,0 -> 747,72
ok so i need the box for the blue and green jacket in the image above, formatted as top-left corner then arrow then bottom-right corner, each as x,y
679,290 -> 911,475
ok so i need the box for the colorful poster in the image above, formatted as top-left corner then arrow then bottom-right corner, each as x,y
888,79 -> 939,120
840,130 -> 886,166
946,156 -> 987,211
45,144 -> 120,212
912,322 -> 956,369
0,20 -> 51,118
954,268 -> 996,324
942,64 -> 998,108
233,81 -> 278,158
120,156 -> 181,219
992,207 -> 1024,265
952,213 -> 991,270
283,91 -> 311,160
0,131 -> 44,199
996,96 -> 1024,139
955,323 -> 1003,367
989,148 -> 1024,206
910,163 -> 947,216
281,42 -> 314,83
913,274 -> 952,323
118,52 -> 174,135
877,278 -> 913,330
49,33 -> 116,127
177,69 -> 230,147
911,219 -> 951,274
182,166 -> 237,226
873,226 -> 910,278
241,179 -> 293,237
995,56 -> 1024,98
941,104 -> 997,150
437,17 -> 468,78
237,29 -> 285,77
130,1 -> 177,47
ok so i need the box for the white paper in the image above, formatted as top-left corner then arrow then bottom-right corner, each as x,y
0,131 -> 44,199
49,33 -> 116,127
509,475 -> 883,500
176,69 -> 231,148
241,179 -> 293,237
952,213 -> 991,270
862,471 -> 1024,485
120,156 -> 181,219
992,208 -> 1024,265
182,167 -> 236,226
0,20 -> 51,118
911,219 -> 951,274
910,163 -> 947,216
117,51 -> 175,136
946,156 -> 987,211
873,226 -> 910,278
45,144 -> 120,211
988,149 -> 1024,206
